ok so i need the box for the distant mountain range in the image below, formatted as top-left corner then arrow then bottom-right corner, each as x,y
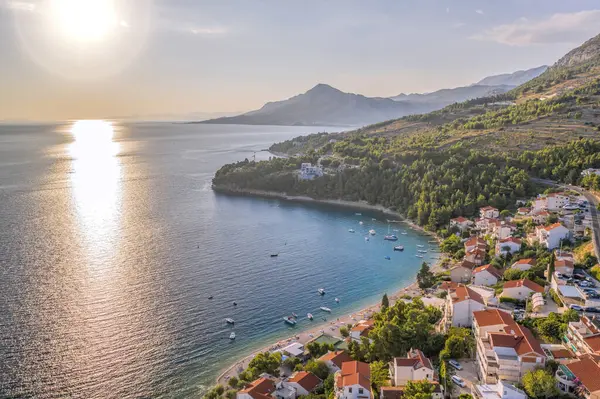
198,66 -> 547,127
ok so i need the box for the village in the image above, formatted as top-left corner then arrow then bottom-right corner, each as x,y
206,187 -> 600,399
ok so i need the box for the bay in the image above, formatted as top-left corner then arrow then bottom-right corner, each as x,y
0,122 -> 438,398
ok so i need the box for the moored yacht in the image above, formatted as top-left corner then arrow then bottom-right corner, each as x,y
384,234 -> 398,241
394,245 -> 404,251
320,306 -> 332,312
229,332 -> 236,340
283,316 -> 297,325
369,229 -> 376,235
307,313 -> 314,320
225,318 -> 235,324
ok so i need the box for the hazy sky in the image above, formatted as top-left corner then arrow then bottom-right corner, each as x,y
1,0 -> 599,121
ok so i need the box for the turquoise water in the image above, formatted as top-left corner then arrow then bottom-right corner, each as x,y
0,122 -> 438,398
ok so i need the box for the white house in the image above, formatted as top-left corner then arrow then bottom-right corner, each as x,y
517,207 -> 531,216
545,192 -> 569,211
480,206 -> 500,219
532,197 -> 547,212
299,163 -> 323,180
582,168 -> 600,177
474,380 -> 528,399
450,260 -> 477,283
349,320 -> 374,342
472,264 -> 502,286
450,216 -> 473,231
535,223 -> 570,249
493,222 -> 517,240
495,237 -> 522,256
320,351 -> 353,373
531,210 -> 551,224
501,279 -> 544,301
554,259 -> 574,276
465,248 -> 487,266
510,258 -> 536,272
389,348 -> 435,386
465,236 -> 487,253
238,377 -> 276,399
283,371 -> 321,398
334,361 -> 372,399
442,284 -> 486,329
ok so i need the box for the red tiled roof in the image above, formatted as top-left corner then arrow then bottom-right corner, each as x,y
465,236 -> 486,247
473,264 -> 502,279
481,206 -> 498,211
239,377 -> 276,399
289,371 -> 321,392
451,284 -> 484,305
498,237 -> 522,244
584,336 -> 600,353
514,258 -> 535,265
503,279 -> 544,293
451,216 -> 469,223
566,356 -> 600,393
473,309 -> 514,327
319,351 -> 353,368
544,222 -> 566,231
489,323 -> 545,357
555,259 -> 574,268
340,361 -> 371,391
440,281 -> 459,290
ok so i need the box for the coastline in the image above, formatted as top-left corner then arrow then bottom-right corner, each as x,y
212,185 -> 446,387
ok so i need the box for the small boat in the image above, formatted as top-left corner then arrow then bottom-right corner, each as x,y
355,213 -> 362,216
283,316 -> 297,325
233,302 -> 237,306
364,237 -> 369,241
229,332 -> 236,340
418,250 -> 428,253
401,231 -> 408,235
394,245 -> 404,251
348,228 -> 355,233
371,218 -> 376,221
384,235 -> 398,241
335,298 -> 340,303
307,313 -> 314,320
225,318 -> 235,324
359,221 -> 364,225
416,255 -> 424,258
292,313 -> 298,318
393,229 -> 399,232
320,307 -> 332,312
369,229 -> 376,235
384,256 -> 391,260
317,288 -> 326,295
270,254 -> 279,257
417,244 -> 425,248
208,296 -> 214,300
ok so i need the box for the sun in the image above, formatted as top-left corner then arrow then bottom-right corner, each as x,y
49,0 -> 118,42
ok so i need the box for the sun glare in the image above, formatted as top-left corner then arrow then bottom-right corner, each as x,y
50,0 -> 118,42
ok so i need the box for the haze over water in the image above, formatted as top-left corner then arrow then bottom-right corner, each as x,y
0,122 -> 437,398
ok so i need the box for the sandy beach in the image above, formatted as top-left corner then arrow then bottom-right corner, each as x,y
215,259 -> 446,387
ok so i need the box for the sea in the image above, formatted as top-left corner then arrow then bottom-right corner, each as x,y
0,122 -> 439,398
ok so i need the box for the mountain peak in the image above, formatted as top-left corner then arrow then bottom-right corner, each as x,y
553,32 -> 600,69
305,83 -> 343,95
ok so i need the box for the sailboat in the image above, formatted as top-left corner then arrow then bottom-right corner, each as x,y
384,224 -> 398,241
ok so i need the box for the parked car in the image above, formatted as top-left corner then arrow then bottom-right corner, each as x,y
570,304 -> 584,311
584,307 -> 600,313
451,375 -> 466,388
556,272 -> 564,279
448,359 -> 463,370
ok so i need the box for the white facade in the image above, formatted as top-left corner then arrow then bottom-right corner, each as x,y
495,239 -> 521,256
299,163 -> 323,180
475,380 -> 527,399
450,265 -> 474,283
337,384 -> 370,399
536,224 -> 570,249
481,207 -> 500,219
510,260 -> 534,272
502,286 -> 542,301
546,193 -> 569,211
473,269 -> 500,287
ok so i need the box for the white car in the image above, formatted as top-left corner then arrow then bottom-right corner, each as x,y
448,359 -> 462,370
451,375 -> 466,388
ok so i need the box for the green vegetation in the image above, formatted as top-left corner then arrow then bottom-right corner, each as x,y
416,262 -> 435,289
369,361 -> 390,393
304,360 -> 330,380
520,312 -> 579,343
237,352 -> 282,383
439,328 -> 474,360
305,342 -> 335,358
402,380 -> 437,399
549,288 -> 563,307
381,293 -> 390,310
590,264 -> 600,281
522,369 -> 560,399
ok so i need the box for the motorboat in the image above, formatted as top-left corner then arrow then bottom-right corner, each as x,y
307,313 -> 314,320
394,245 -> 404,251
229,332 -> 236,340
384,235 -> 398,241
416,255 -> 424,258
317,288 -> 326,295
359,221 -> 364,225
384,256 -> 391,260
208,296 -> 214,300
283,316 -> 297,325
417,244 -> 425,248
401,231 -> 408,235
418,250 -> 428,253
348,228 -> 355,233
355,213 -> 362,216
335,298 -> 340,303
270,253 -> 279,257
292,313 -> 298,318
225,318 -> 235,324
320,307 -> 332,312
364,237 -> 369,241
233,302 -> 237,306
371,218 -> 376,221
369,229 -> 376,235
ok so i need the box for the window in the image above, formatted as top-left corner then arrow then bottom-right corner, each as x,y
359,388 -> 364,394
348,388 -> 352,393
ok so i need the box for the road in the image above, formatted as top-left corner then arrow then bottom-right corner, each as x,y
532,178 -> 600,259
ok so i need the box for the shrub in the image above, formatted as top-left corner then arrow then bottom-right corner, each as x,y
549,289 -> 563,307
499,297 -> 524,305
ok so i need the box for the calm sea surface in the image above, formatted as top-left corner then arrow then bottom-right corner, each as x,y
0,122 -> 438,398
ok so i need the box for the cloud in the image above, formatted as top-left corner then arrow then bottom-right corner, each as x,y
452,22 -> 465,29
446,7 -> 450,14
189,27 -> 228,36
472,9 -> 600,46
475,9 -> 484,15
4,0 -> 36,12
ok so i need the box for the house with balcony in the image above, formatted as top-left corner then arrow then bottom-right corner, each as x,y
299,163 -> 323,180
442,284 -> 486,329
517,208 -> 531,216
277,371 -> 321,399
564,315 -> 600,357
546,192 -> 569,211
465,236 -> 488,253
535,223 -> 571,250
472,309 -> 546,384
238,377 -> 277,399
556,356 -> 600,399
481,206 -> 500,219
501,279 -> 544,302
492,222 -> 517,240
495,237 -> 522,256
349,320 -> 374,343
334,361 -> 372,399
450,217 -> 473,232
531,210 -> 551,225
510,258 -> 535,272
450,260 -> 477,283
389,348 -> 435,386
466,248 -> 488,266
474,380 -> 527,399
472,264 -> 502,287
320,351 -> 353,373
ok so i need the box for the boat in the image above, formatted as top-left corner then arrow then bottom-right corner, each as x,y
394,245 -> 404,251
292,313 -> 298,318
392,229 -> 399,232
233,302 -> 237,306
320,306 -> 332,312
270,254 -> 279,257
317,288 -> 326,295
225,318 -> 235,324
364,237 -> 369,241
401,231 -> 408,235
384,256 -> 391,260
283,316 -> 297,325
369,229 -> 376,235
208,296 -> 214,300
416,255 -> 424,258
384,235 -> 398,241
335,298 -> 340,303
229,332 -> 236,340
307,313 -> 314,320
355,213 -> 362,216
371,218 -> 376,221
417,244 -> 425,248
348,228 -> 355,233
